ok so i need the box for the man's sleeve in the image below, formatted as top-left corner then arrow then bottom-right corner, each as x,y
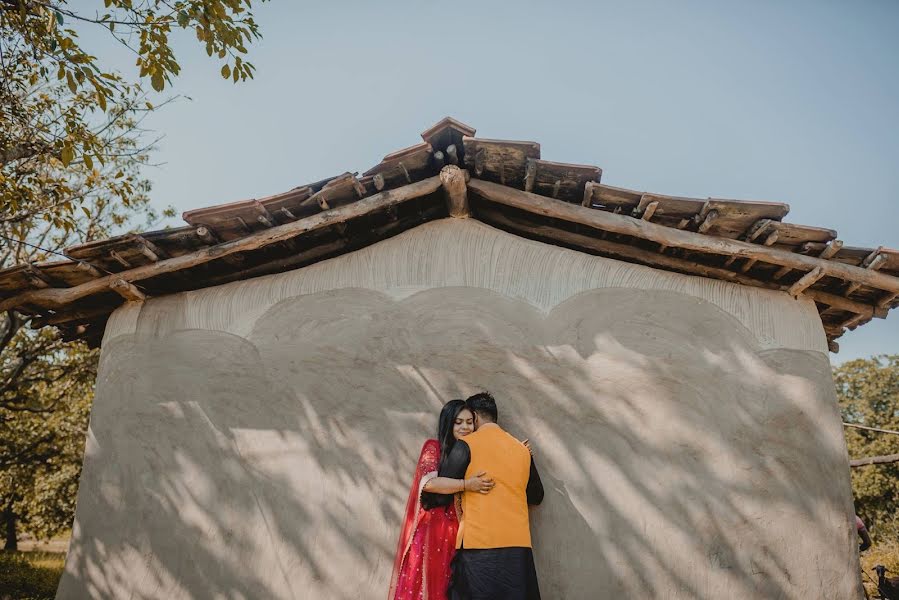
421,440 -> 471,509
526,457 -> 544,505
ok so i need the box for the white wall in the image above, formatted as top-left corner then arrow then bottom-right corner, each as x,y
58,219 -> 860,599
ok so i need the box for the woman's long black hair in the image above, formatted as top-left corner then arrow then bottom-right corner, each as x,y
437,399 -> 467,473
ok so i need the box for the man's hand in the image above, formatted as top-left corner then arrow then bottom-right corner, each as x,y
465,471 -> 495,494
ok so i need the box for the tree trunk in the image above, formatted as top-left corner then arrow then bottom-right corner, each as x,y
3,505 -> 17,551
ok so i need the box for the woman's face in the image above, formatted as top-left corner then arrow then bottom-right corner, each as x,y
453,408 -> 474,440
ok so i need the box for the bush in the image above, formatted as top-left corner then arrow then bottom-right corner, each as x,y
0,551 -> 63,600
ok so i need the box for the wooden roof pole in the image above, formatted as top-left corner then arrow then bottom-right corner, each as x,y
0,175 -> 443,312
440,165 -> 469,217
468,179 -> 899,294
479,208 -> 881,320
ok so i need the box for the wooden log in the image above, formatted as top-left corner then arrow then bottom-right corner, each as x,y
697,210 -> 718,233
787,267 -> 825,297
877,292 -> 898,309
23,264 -> 52,289
467,179 -> 899,293
819,239 -> 843,259
446,144 -> 459,166
850,453 -> 899,468
803,289 -> 879,319
582,181 -> 597,208
279,207 -> 296,221
843,422 -> 899,436
479,208 -> 784,290
75,261 -> 103,278
109,250 -> 131,268
841,312 -> 869,330
373,173 -> 386,191
772,265 -> 792,281
846,252 -> 886,296
399,162 -> 412,184
109,278 -> 146,302
256,214 -> 275,228
433,150 -> 445,169
195,226 -> 219,244
640,201 -> 659,221
828,340 -> 840,353
524,159 -> 536,193
132,235 -> 164,261
200,239 -> 347,288
744,219 -> 773,242
352,177 -> 367,198
440,165 -> 469,218
0,176 -> 443,312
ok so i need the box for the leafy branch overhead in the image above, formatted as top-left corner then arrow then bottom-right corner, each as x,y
1,0 -> 267,231
0,0 -> 269,547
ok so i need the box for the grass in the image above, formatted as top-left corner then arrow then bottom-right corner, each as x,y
0,551 -> 64,600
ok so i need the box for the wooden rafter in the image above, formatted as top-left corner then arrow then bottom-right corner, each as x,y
0,176 -> 443,312
468,179 -> 899,294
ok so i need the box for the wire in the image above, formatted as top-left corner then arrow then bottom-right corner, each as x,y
0,232 -> 154,312
0,232 -> 115,277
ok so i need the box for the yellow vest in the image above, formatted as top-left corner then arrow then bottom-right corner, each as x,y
456,424 -> 532,549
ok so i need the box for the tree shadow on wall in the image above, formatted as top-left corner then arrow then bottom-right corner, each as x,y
57,287 -> 860,599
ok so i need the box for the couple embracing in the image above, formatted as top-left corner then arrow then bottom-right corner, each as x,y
388,392 -> 544,600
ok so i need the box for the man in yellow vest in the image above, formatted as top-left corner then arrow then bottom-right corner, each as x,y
433,392 -> 544,600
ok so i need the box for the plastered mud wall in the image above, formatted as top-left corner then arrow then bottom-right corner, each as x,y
58,219 -> 861,599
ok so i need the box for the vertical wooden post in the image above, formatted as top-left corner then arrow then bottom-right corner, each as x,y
440,165 -> 469,218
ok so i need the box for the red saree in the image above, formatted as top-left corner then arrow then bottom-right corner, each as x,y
388,439 -> 459,600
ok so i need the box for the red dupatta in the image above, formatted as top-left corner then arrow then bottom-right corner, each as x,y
388,439 -> 459,600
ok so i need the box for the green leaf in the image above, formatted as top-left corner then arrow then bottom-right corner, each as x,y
151,71 -> 165,92
83,154 -> 93,169
60,145 -> 74,167
221,64 -> 231,79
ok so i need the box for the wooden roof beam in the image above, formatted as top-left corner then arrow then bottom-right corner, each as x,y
440,166 -> 469,218
109,278 -> 146,302
787,267 -> 824,298
772,239 -> 843,281
845,250 -> 886,297
131,235 -> 165,262
467,179 -> 899,294
75,260 -> 102,278
23,263 -> 52,289
0,175 -> 443,312
195,226 -> 219,245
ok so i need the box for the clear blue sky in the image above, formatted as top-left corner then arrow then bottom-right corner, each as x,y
83,0 -> 898,362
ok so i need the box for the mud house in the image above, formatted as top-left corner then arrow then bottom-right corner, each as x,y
2,118 -> 897,598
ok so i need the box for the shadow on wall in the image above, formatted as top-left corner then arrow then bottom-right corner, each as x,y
57,287 -> 860,599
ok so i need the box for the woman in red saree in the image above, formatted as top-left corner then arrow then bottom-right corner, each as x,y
388,400 -> 494,600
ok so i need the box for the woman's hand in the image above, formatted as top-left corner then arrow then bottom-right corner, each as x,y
523,438 -> 534,457
465,471 -> 495,494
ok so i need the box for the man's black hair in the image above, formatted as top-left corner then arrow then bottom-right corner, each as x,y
466,391 -> 498,423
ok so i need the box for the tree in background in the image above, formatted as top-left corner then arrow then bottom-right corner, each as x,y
1,0 -> 269,549
836,355 -> 899,539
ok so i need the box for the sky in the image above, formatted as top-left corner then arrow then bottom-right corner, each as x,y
80,0 -> 898,362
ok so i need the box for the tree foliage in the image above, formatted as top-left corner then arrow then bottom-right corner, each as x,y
1,0 -> 267,231
1,0 -> 269,546
835,355 -> 899,539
